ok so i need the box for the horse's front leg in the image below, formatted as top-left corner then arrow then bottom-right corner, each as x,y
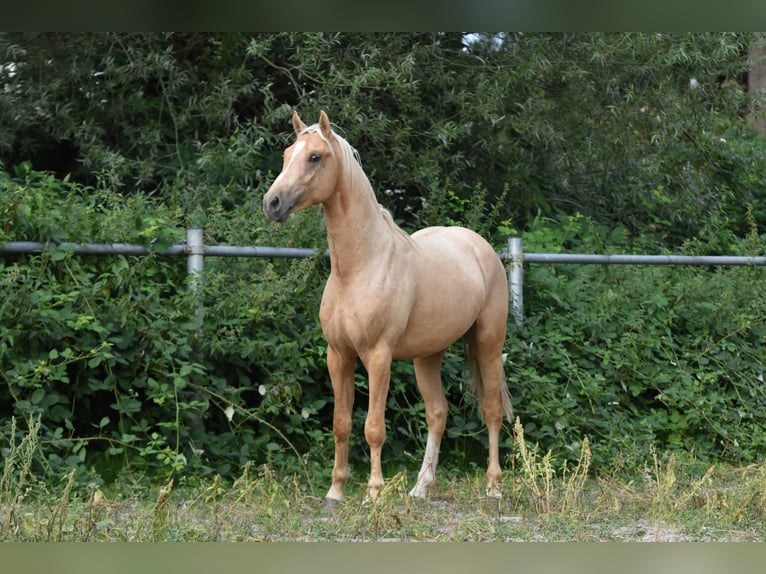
362,348 -> 392,501
326,346 -> 356,503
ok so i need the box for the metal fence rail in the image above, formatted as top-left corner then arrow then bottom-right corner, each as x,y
3,230 -> 765,325
505,237 -> 766,326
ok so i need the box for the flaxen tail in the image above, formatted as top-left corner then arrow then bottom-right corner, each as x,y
464,338 -> 513,423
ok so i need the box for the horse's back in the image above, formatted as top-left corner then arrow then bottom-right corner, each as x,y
411,225 -> 496,254
410,226 -> 507,290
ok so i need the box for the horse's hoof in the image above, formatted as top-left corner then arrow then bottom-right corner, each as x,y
486,485 -> 503,499
408,486 -> 428,499
322,497 -> 344,509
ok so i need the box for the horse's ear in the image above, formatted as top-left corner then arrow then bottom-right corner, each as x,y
292,111 -> 307,135
319,110 -> 331,138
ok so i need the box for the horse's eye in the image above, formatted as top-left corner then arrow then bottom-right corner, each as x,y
308,153 -> 321,163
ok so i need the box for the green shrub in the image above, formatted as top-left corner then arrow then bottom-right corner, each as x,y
507,214 -> 766,472
3,167 -> 766,492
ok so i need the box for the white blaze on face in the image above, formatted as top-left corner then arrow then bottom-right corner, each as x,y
272,140 -> 306,187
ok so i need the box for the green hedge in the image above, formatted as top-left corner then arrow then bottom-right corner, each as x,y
0,167 -> 332,486
2,168 -> 766,490
506,215 -> 766,470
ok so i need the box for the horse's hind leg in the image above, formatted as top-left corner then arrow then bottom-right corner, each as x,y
467,312 -> 511,498
409,351 -> 447,498
480,355 -> 507,498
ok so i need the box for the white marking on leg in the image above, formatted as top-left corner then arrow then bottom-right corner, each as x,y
409,435 -> 440,498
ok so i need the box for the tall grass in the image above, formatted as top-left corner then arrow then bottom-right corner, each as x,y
1,416 -> 41,537
2,416 -> 766,541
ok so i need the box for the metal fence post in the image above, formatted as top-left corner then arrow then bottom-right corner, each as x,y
186,227 -> 204,318
508,237 -> 524,327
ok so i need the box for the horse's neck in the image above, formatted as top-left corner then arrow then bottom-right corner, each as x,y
323,181 -> 409,278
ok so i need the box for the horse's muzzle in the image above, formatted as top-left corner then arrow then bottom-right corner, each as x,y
263,192 -> 293,223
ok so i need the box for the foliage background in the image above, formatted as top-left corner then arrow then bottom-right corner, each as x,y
1,33 -> 765,490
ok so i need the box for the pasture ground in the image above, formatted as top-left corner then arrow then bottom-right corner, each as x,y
3,419 -> 766,542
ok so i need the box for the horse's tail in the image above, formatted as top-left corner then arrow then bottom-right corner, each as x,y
465,338 -> 513,423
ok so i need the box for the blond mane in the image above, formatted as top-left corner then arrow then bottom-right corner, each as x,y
302,123 -> 410,240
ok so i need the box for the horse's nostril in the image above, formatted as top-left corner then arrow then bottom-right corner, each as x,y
264,194 -> 281,217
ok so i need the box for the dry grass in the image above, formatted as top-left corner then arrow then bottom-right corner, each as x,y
2,416 -> 766,541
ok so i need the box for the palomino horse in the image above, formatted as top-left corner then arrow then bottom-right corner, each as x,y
263,111 -> 512,502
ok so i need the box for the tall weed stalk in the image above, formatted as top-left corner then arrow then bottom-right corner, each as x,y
0,416 -> 41,537
511,417 -> 591,516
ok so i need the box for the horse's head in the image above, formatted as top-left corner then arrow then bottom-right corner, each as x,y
263,110 -> 340,222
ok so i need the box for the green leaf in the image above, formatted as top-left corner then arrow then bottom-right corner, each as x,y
30,388 -> 45,405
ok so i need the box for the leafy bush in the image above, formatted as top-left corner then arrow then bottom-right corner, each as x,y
506,214 -> 766,472
0,164 -> 495,490
2,33 -> 765,245
4,166 -> 766,491
2,168 -> 191,482
8,142 -> 766,510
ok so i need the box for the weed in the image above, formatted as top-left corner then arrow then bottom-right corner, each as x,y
510,416 -> 565,514
561,436 -> 591,514
0,416 -> 42,537
2,417 -> 766,541
360,471 -> 413,540
150,478 -> 174,541
508,417 -> 595,523
45,469 -> 75,541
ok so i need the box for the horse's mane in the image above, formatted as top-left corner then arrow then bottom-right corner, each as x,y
302,123 -> 411,240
